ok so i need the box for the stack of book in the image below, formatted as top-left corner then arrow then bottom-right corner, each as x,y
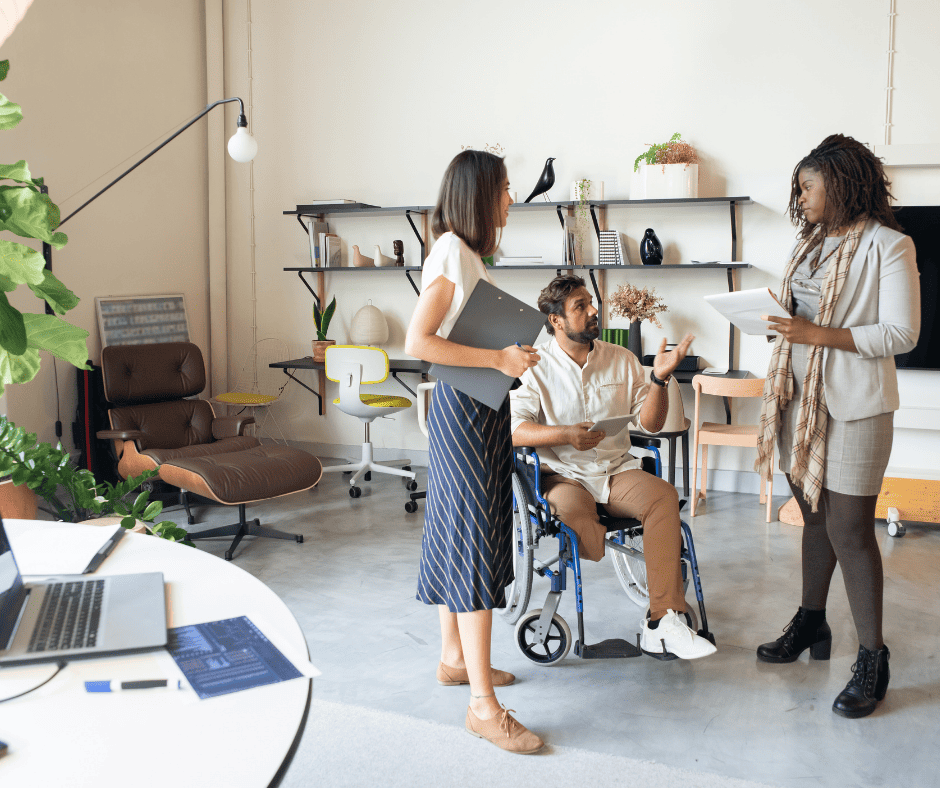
598,230 -> 629,265
306,219 -> 342,267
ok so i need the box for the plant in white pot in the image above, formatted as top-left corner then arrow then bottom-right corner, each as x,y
632,132 -> 699,199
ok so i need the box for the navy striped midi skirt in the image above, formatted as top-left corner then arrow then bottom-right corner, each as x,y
416,381 -> 514,613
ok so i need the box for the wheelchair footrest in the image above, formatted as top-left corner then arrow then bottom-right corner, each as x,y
575,638 -> 642,659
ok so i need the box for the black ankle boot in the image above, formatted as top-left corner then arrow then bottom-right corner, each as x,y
832,644 -> 890,719
756,607 -> 832,663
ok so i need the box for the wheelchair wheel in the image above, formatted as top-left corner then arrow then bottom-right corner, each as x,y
610,534 -> 691,609
515,609 -> 571,666
499,471 -> 534,625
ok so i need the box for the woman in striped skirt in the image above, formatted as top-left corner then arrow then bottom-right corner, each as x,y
405,150 -> 543,754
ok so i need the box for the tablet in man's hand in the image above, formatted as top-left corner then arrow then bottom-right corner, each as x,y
587,415 -> 636,435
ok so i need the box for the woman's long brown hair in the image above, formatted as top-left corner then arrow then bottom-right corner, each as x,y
431,150 -> 507,257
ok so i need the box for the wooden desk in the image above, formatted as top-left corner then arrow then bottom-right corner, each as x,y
1,527 -> 314,788
270,356 -> 430,416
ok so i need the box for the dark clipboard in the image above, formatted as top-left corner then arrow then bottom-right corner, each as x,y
82,527 -> 126,574
429,279 -> 546,410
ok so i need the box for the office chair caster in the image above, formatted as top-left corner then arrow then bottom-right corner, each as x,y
886,507 -> 905,537
406,479 -> 418,491
405,500 -> 418,513
515,609 -> 572,666
364,472 -> 371,481
349,486 -> 361,498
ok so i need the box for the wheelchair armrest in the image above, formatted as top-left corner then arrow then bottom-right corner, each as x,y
212,415 -> 256,439
629,433 -> 662,448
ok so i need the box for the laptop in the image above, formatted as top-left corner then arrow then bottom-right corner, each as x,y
429,279 -> 546,410
0,519 -> 167,666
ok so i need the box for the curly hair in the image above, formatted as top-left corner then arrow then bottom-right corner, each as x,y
537,274 -> 586,335
788,134 -> 902,238
431,149 -> 507,257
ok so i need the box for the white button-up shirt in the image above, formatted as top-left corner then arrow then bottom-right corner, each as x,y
509,337 -> 655,503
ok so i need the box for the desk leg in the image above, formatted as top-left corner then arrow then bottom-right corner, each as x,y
681,431 -> 690,498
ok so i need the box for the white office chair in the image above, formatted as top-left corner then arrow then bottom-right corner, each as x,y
405,380 -> 435,513
320,345 -> 417,498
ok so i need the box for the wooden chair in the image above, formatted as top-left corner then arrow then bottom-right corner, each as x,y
691,375 -> 773,522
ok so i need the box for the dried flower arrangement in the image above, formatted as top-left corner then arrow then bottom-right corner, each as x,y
461,142 -> 505,156
609,283 -> 669,327
633,132 -> 699,172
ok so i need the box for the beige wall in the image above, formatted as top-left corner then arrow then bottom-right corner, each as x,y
3,0 -> 938,486
1,0 -> 209,446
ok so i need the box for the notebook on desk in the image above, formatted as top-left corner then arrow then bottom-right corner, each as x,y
429,279 -> 546,410
0,519 -> 167,666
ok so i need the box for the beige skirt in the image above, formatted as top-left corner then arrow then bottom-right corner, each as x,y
777,343 -> 892,497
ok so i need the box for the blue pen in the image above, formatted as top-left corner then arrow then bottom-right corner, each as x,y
85,679 -> 184,692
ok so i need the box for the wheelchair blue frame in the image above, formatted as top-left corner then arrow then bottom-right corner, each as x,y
510,441 -> 713,663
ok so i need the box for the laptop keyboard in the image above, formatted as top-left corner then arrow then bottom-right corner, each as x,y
27,580 -> 105,653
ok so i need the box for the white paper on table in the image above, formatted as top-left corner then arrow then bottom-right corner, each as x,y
704,288 -> 790,335
3,519 -> 123,575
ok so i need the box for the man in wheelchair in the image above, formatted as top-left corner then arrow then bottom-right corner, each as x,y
509,275 -> 716,661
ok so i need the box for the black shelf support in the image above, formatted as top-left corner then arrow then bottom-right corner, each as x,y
555,205 -> 566,229
587,269 -> 603,320
297,271 -> 320,309
404,270 -> 421,296
589,204 -> 601,240
295,214 -> 309,235
280,368 -> 323,416
405,210 -> 426,263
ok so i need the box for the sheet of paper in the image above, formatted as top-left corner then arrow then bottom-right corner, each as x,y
704,288 -> 790,335
3,519 -> 123,575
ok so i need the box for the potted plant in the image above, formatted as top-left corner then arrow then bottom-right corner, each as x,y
312,296 -> 336,361
609,283 -> 669,359
0,415 -> 191,542
632,132 -> 699,199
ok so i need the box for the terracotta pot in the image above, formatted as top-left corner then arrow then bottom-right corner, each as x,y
312,339 -> 336,362
0,479 -> 38,520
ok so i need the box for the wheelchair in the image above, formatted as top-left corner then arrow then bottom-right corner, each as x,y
499,437 -> 715,666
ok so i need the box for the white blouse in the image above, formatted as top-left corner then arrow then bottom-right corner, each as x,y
420,232 -> 494,339
509,337 -> 655,503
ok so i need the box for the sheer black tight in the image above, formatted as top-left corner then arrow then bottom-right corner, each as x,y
787,476 -> 883,650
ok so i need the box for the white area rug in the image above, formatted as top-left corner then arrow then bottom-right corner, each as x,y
295,699 -> 782,788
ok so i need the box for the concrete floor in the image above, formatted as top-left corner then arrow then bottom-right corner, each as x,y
169,464 -> 940,788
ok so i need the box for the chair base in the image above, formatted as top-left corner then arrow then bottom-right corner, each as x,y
321,442 -> 416,486
186,501 -> 302,561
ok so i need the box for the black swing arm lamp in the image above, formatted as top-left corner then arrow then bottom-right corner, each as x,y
58,96 -> 257,228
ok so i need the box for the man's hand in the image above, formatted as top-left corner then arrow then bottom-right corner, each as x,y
652,333 -> 694,380
567,421 -> 605,451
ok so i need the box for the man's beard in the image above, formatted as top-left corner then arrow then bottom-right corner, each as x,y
563,318 -> 599,345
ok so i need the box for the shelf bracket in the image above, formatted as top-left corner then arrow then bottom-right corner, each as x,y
589,204 -> 601,240
405,210 -> 426,263
281,368 -> 322,416
729,200 -> 738,262
405,270 -> 420,296
295,214 -> 308,235
297,271 -> 321,310
555,205 -> 566,229
587,269 -> 603,318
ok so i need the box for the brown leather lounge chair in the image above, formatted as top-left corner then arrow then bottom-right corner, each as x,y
97,342 -> 322,560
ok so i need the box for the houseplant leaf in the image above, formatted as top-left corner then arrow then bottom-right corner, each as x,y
0,238 -> 46,289
0,92 -> 23,131
0,346 -> 41,392
0,61 -> 9,81
22,312 -> 90,368
27,269 -> 80,314
0,160 -> 38,190
320,296 -> 336,340
0,292 -> 27,354
0,184 -> 67,247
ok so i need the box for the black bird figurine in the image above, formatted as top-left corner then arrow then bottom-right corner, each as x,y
524,157 -> 556,203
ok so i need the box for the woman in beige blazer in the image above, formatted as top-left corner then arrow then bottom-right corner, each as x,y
754,135 -> 919,719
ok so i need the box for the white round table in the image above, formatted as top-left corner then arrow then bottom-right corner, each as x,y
0,530 -> 312,787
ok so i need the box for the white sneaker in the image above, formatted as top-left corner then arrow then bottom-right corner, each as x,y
639,609 -> 717,661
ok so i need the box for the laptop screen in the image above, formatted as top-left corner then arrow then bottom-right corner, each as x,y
0,519 -> 26,649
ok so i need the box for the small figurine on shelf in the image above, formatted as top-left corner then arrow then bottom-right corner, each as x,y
351,245 -> 375,267
393,240 -> 404,267
373,244 -> 397,267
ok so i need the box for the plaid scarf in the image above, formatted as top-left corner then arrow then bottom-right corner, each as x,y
755,219 -> 866,512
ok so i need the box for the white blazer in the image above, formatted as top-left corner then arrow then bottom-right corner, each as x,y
819,219 -> 919,421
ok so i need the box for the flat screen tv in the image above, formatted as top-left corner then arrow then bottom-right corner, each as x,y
894,206 -> 939,371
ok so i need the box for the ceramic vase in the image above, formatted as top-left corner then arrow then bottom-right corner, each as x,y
632,163 -> 699,199
628,320 -> 642,358
640,228 -> 663,265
